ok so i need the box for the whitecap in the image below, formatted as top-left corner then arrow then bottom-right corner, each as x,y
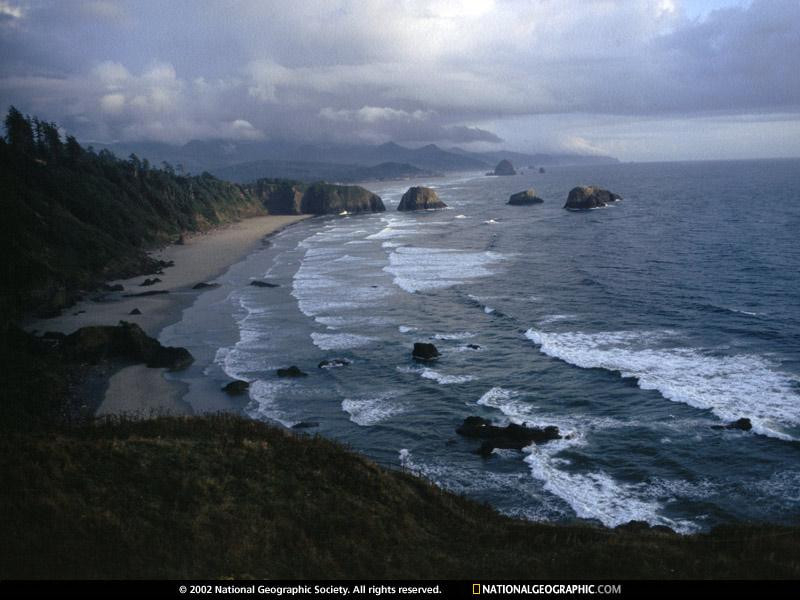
342,392 -> 404,426
311,332 -> 376,351
524,328 -> 800,441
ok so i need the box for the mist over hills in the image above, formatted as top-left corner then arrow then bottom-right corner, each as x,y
96,138 -> 619,183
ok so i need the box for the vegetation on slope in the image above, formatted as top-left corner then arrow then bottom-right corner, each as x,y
0,107 -> 265,320
1,414 -> 798,580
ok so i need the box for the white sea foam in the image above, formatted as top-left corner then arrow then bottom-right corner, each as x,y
311,332 -> 376,350
292,246 -> 392,316
399,325 -> 417,333
455,214 -> 467,219
524,328 -> 800,441
384,247 -> 505,293
433,332 -> 476,340
484,306 -> 495,314
397,365 -> 476,384
246,379 -> 297,428
523,442 -> 695,532
342,392 -> 404,426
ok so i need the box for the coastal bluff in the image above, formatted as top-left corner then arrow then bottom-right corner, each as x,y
250,180 -> 385,215
397,186 -> 447,211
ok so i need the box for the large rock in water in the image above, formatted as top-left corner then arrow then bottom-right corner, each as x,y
250,179 -> 385,215
63,321 -> 193,370
301,182 -> 385,214
493,160 -> 516,176
564,186 -> 622,210
412,342 -> 440,360
508,189 -> 544,205
456,416 -> 561,456
397,186 -> 447,211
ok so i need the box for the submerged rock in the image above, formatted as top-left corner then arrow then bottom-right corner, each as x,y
140,277 -> 162,287
508,189 -> 544,206
412,342 -> 440,361
493,160 -> 516,176
193,282 -> 220,290
456,416 -> 561,457
277,365 -> 308,377
222,380 -> 250,395
129,308 -> 142,315
397,186 -> 447,211
292,421 -> 320,429
564,186 -> 622,210
711,417 -> 752,431
63,321 -> 193,371
250,280 -> 279,288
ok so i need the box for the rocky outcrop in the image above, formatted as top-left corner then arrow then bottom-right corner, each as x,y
397,187 -> 447,211
493,160 -> 516,176
251,179 -> 385,215
250,280 -> 279,288
140,278 -> 161,287
712,418 -> 752,431
412,342 -> 440,361
508,189 -> 544,206
456,416 -> 561,456
193,282 -> 220,290
301,182 -> 385,214
277,366 -> 307,377
564,186 -> 622,210
222,380 -> 250,395
62,321 -> 193,371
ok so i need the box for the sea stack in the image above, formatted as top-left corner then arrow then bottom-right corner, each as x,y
397,186 -> 447,211
493,160 -> 516,176
564,186 -> 622,210
508,189 -> 544,206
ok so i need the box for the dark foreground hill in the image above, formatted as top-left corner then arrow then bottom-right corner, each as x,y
1,413 -> 798,579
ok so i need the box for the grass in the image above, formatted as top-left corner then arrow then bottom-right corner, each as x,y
1,414 -> 798,580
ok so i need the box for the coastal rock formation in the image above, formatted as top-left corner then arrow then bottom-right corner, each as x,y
301,182 -> 386,214
291,421 -> 320,429
193,282 -> 220,290
251,179 -> 385,215
129,308 -> 141,315
63,321 -> 193,371
102,284 -> 124,292
493,160 -> 516,176
564,186 -> 622,210
250,280 -> 279,288
140,278 -> 161,287
712,417 -> 753,431
397,187 -> 447,211
222,380 -> 250,395
456,416 -> 561,456
412,342 -> 440,361
277,365 -> 308,377
508,189 -> 544,205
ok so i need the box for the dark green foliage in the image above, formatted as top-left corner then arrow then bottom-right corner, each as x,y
1,414 -> 798,579
0,107 -> 266,320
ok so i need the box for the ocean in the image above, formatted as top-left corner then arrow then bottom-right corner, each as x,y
161,159 -> 800,533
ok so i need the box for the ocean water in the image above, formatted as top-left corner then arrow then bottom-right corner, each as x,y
161,160 -> 800,532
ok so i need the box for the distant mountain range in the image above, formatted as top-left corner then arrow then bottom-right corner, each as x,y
94,139 -> 619,183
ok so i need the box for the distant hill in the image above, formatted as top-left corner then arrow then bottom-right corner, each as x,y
97,138 -> 619,184
213,159 -> 439,184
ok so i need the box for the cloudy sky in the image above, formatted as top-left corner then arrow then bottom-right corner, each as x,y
1,0 -> 799,161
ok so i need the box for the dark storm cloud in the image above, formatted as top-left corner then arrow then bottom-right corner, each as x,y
0,0 -> 798,156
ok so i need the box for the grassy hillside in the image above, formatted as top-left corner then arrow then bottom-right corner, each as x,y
0,107 -> 265,320
1,414 -> 798,580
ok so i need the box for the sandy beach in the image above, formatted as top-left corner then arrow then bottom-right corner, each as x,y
27,214 -> 311,417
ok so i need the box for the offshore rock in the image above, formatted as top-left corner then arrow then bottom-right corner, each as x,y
564,186 -> 622,210
397,187 -> 447,211
412,342 -> 440,361
456,416 -> 561,456
493,160 -> 516,176
508,189 -> 544,205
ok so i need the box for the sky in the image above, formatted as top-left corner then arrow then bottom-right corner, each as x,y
1,0 -> 799,161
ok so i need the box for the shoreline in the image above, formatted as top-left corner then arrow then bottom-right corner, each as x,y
27,214 -> 312,418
